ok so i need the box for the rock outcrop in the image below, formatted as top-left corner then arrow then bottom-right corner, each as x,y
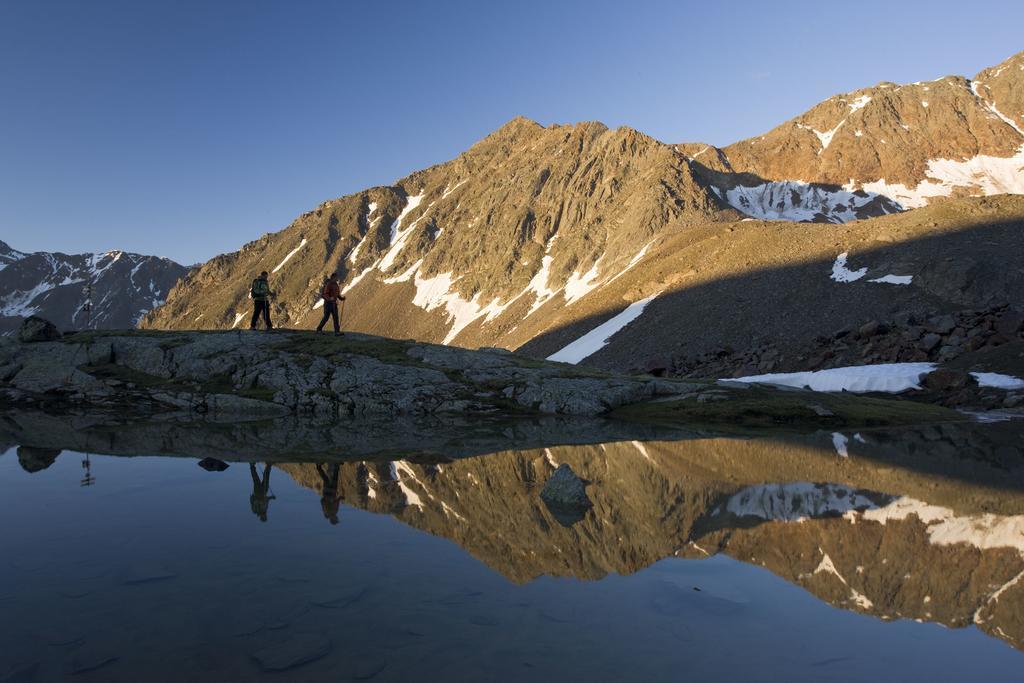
0,327 -> 696,418
0,325 -> 959,425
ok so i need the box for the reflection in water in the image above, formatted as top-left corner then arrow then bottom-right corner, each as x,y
316,463 -> 342,525
1,419 -> 1023,681
248,463 -> 275,523
276,431 -> 1024,653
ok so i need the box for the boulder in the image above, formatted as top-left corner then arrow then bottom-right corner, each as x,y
16,446 -> 61,473
18,316 -> 62,343
919,333 -> 942,353
858,320 -> 884,338
921,368 -> 976,392
927,315 -> 956,334
540,463 -> 592,526
197,457 -> 229,472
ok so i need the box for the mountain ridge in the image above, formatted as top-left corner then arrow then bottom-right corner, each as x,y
140,51 -> 1024,374
0,241 -> 188,334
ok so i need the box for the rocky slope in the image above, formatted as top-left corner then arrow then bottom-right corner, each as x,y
0,240 -> 187,334
139,52 -> 1024,376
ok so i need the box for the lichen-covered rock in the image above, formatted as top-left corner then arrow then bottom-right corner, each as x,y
18,316 -> 62,343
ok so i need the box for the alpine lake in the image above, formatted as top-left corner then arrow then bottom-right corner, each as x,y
2,411 -> 1023,682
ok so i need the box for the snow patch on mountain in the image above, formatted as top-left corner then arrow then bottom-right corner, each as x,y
972,372 -> 1024,390
830,253 -> 867,282
847,94 -> 872,112
409,269 -> 517,345
547,292 -> 659,364
726,363 -> 936,393
830,253 -> 913,285
379,194 -> 428,273
722,182 -> 898,223
272,238 -> 307,274
869,274 -> 913,285
970,80 -> 1024,137
563,262 -> 601,304
862,497 -> 1024,553
720,482 -> 881,522
349,203 -> 380,264
855,144 -> 1024,208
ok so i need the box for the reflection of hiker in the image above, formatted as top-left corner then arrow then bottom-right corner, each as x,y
249,463 -> 276,522
249,271 -> 274,330
316,462 -> 342,525
316,272 -> 345,336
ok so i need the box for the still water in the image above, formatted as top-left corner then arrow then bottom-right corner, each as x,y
1,417 -> 1023,682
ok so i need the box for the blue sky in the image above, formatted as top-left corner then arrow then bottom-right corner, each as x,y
2,0 -> 1022,264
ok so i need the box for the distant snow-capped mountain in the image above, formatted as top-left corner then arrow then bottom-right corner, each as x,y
0,240 -> 188,333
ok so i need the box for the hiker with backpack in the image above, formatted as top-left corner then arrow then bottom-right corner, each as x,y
250,271 -> 274,330
316,272 -> 345,335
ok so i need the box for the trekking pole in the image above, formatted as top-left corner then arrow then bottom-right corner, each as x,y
338,298 -> 346,334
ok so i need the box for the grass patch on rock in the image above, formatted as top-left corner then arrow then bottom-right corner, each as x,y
271,332 -> 426,367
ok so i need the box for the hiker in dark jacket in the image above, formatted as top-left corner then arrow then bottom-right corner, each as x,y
250,271 -> 274,330
249,462 -> 275,522
316,272 -> 345,335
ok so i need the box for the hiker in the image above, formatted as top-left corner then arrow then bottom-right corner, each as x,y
249,463 -> 275,522
316,272 -> 345,335
249,271 -> 274,330
316,462 -> 342,525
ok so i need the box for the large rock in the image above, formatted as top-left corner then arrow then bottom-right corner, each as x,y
540,463 -> 592,526
921,368 -> 977,392
18,316 -> 61,343
16,446 -> 61,473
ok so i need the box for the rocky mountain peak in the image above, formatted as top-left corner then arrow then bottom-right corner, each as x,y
707,52 -> 1024,210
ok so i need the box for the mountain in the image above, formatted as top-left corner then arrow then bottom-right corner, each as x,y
683,51 -> 1024,217
0,241 -> 188,334
141,52 -> 1024,373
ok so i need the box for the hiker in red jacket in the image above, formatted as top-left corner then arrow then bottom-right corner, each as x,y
316,272 -> 345,335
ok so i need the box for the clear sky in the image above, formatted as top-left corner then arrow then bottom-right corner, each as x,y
2,0 -> 1022,264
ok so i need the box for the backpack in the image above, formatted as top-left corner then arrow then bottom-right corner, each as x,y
250,278 -> 270,300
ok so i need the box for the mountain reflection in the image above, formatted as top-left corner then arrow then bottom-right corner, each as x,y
274,433 -> 1024,653
7,413 -> 1024,655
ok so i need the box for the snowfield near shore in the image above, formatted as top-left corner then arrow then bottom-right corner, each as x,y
725,363 -> 937,393
724,363 -> 1024,394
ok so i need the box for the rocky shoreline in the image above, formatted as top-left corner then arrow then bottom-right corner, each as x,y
0,318 -> 961,428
